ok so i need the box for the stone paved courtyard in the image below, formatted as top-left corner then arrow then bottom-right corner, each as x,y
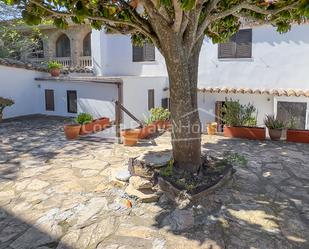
0,116 -> 309,249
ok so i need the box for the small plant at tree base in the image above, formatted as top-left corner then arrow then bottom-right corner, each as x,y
220,152 -> 248,167
264,115 -> 285,129
149,107 -> 170,122
47,61 -> 62,70
75,113 -> 93,124
0,97 -> 14,114
222,99 -> 257,127
160,159 -> 174,177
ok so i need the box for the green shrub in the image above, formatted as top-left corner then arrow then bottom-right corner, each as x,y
0,97 -> 14,114
222,98 -> 257,127
149,107 -> 170,122
75,113 -> 93,124
264,115 -> 285,129
47,61 -> 62,70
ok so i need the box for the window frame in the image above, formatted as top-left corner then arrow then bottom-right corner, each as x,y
67,90 -> 77,114
148,89 -> 155,110
45,89 -> 55,111
132,42 -> 156,62
218,29 -> 252,59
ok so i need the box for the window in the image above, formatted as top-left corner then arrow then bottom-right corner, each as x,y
83,32 -> 91,56
45,89 -> 54,111
67,90 -> 77,113
56,34 -> 71,57
133,42 -> 155,62
161,98 -> 170,110
277,101 -> 307,129
148,89 -> 155,110
218,29 -> 252,59
30,38 -> 44,59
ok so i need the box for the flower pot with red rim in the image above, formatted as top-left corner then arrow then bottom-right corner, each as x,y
64,124 -> 81,140
121,128 -> 141,146
287,129 -> 309,143
50,68 -> 60,77
155,120 -> 170,130
224,126 -> 266,140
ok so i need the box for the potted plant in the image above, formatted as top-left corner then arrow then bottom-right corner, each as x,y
149,107 -> 171,130
223,99 -> 265,140
0,97 -> 14,122
76,113 -> 94,135
94,117 -> 111,131
121,128 -> 141,146
139,118 -> 157,139
64,122 -> 81,140
264,115 -> 285,141
47,61 -> 62,77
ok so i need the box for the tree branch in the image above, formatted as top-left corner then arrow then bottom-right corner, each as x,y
172,0 -> 183,32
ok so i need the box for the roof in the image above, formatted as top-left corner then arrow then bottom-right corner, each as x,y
198,87 -> 309,97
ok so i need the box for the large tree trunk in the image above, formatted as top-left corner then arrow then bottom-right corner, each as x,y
163,37 -> 204,173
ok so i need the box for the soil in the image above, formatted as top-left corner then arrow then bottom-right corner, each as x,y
160,155 -> 233,195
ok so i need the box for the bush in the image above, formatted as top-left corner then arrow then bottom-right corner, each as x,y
76,113 -> 93,124
47,61 -> 62,70
264,115 -> 285,129
149,107 -> 170,122
222,98 -> 257,127
0,97 -> 14,114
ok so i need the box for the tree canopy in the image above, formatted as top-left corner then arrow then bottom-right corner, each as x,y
1,0 -> 307,49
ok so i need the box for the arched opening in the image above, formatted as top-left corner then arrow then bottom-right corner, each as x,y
56,34 -> 71,57
83,32 -> 91,56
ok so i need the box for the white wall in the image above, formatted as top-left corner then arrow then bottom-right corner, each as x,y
94,24 -> 309,91
198,92 -> 274,131
121,76 -> 168,128
93,32 -> 168,77
199,24 -> 309,90
38,80 -> 118,120
0,66 -> 47,119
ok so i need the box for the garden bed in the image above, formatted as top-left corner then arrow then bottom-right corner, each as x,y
158,156 -> 234,200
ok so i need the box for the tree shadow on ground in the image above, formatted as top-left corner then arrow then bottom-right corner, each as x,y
0,207 -> 72,249
150,137 -> 309,248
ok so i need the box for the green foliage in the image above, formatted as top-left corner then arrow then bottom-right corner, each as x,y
149,107 -> 170,122
75,113 -> 93,124
0,97 -> 14,113
47,61 -> 62,70
264,114 -> 285,129
160,159 -> 174,177
222,98 -> 257,127
219,152 -> 247,167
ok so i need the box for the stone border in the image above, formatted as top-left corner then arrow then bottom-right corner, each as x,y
158,165 -> 234,201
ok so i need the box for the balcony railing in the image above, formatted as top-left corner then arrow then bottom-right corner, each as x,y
54,57 -> 72,67
79,56 -> 92,67
27,56 -> 92,68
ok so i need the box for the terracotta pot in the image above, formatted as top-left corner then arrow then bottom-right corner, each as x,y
224,126 -> 266,140
207,122 -> 217,135
50,68 -> 60,77
139,124 -> 157,139
98,117 -> 110,129
268,129 -> 282,141
64,124 -> 81,140
287,129 -> 309,143
121,128 -> 141,146
155,120 -> 170,130
80,122 -> 94,135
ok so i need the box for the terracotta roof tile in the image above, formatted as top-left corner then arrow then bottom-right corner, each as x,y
198,87 -> 309,98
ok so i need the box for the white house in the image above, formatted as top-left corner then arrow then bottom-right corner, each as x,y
1,23 -> 309,131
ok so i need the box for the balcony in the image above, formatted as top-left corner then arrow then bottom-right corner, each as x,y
79,56 -> 92,67
28,56 -> 93,69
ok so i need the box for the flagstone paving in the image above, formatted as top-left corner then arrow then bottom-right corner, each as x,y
0,116 -> 309,249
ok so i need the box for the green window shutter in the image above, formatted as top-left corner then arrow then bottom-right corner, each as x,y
148,89 -> 155,110
218,34 -> 236,59
45,89 -> 55,111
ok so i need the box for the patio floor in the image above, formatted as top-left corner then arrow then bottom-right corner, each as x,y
0,116 -> 309,249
